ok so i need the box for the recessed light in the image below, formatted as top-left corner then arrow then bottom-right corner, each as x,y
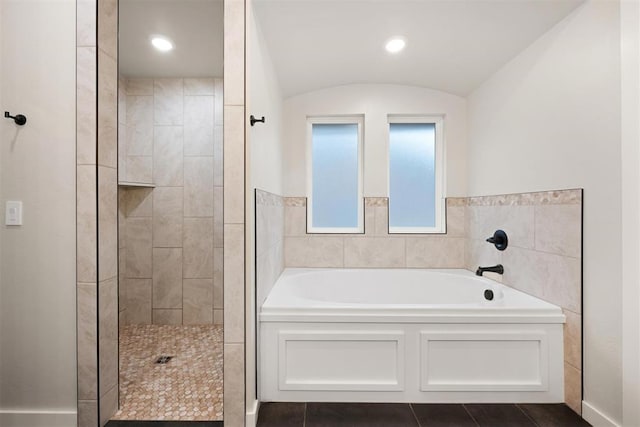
385,37 -> 406,54
151,36 -> 173,52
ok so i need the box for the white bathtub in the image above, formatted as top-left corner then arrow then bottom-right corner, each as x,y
260,268 -> 565,403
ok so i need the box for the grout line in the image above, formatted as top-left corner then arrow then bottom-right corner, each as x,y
515,404 -> 540,427
303,402 -> 307,427
462,404 -> 481,427
408,403 -> 421,427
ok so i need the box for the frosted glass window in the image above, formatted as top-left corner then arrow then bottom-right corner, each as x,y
389,123 -> 437,229
310,123 -> 360,230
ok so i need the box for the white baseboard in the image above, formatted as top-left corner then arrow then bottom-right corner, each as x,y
246,399 -> 260,427
582,401 -> 620,427
0,410 -> 76,427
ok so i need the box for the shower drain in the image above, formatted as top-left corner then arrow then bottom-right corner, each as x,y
155,355 -> 173,364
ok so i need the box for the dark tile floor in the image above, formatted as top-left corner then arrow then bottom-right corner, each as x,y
257,403 -> 592,427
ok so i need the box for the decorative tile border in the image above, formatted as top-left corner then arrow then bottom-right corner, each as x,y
466,189 -> 582,206
446,197 -> 468,207
284,197 -> 306,207
364,197 -> 388,207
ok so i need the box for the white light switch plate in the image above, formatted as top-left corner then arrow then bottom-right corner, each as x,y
5,201 -> 23,226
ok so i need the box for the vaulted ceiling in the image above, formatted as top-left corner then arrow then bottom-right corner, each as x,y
253,0 -> 584,97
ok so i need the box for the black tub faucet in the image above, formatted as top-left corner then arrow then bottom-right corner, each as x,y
476,264 -> 504,276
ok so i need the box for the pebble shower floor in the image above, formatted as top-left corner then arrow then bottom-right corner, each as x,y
112,324 -> 223,421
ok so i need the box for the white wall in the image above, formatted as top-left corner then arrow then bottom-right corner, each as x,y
467,1 -> 622,424
0,0 -> 77,425
282,84 -> 467,198
247,2 -> 285,423
621,1 -> 640,426
248,6 -> 284,195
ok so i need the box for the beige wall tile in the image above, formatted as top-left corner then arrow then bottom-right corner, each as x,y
152,309 -> 183,325
406,237 -> 465,268
344,237 -> 405,268
565,362 -> 582,415
224,106 -> 244,223
125,96 -> 153,156
152,187 -> 184,248
257,246 -> 284,307
446,206 -> 466,237
502,247 -> 581,313
224,343 -> 245,427
126,78 -> 153,95
152,248 -> 183,308
184,96 -> 215,156
214,125 -> 223,186
125,279 -> 152,324
76,0 -> 96,47
284,205 -> 306,237
214,247 -> 224,310
97,0 -> 117,60
214,187 -> 224,247
77,166 -> 97,283
255,204 -> 273,257
126,156 -> 153,183
185,78 -> 216,95
285,236 -> 344,268
77,400 -> 98,427
154,78 -> 184,125
125,218 -> 152,278
77,47 -> 97,165
564,309 -> 582,370
535,204 -> 582,258
119,188 -> 126,240
118,250 -> 126,307
99,384 -> 118,427
98,278 -> 118,396
98,50 -> 118,168
185,157 -> 214,217
77,283 -> 97,400
118,78 -> 127,125
374,206 -> 389,236
98,166 -> 118,281
465,238 -> 503,273
224,224 -> 244,343
213,309 -> 224,325
123,187 -> 153,217
184,218 -> 214,278
154,126 -> 184,186
214,78 -> 223,121
118,123 -> 127,182
223,0 -> 245,106
468,205 -> 535,250
119,309 -> 126,332
364,204 -> 376,236
183,279 -> 214,325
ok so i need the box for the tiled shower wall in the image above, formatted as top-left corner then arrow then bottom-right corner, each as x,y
117,77 -> 224,326
461,189 -> 583,414
76,0 -> 119,424
255,190 -> 285,307
275,189 -> 582,414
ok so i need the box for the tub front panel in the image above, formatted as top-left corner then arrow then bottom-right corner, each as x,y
278,330 -> 405,392
260,321 -> 564,403
419,331 -> 547,392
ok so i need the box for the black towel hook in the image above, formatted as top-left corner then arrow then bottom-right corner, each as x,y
5,111 -> 26,126
250,115 -> 265,126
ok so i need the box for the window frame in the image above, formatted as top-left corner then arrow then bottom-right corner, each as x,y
306,115 -> 365,234
387,115 -> 446,234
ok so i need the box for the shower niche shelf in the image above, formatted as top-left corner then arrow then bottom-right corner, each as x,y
118,181 -> 155,189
